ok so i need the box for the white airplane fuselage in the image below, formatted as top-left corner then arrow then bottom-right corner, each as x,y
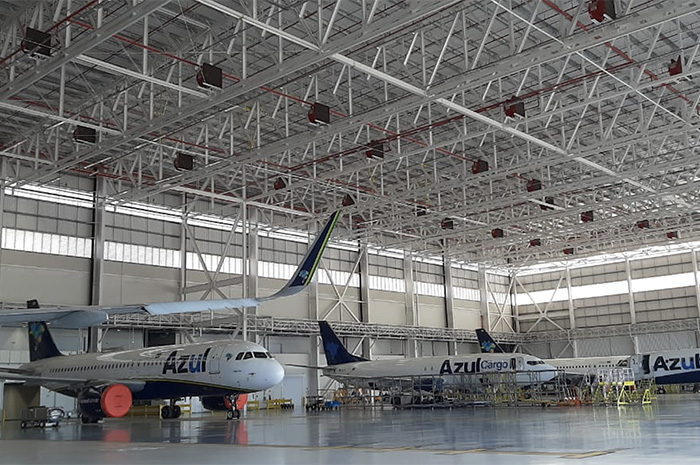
322,353 -> 557,386
544,356 -> 632,377
20,339 -> 285,400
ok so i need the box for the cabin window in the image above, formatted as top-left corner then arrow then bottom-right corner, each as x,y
243,352 -> 253,360
235,352 -> 244,360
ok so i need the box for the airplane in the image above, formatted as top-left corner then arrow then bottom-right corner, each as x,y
0,211 -> 341,328
476,328 -> 630,377
317,321 -> 558,402
476,328 -> 700,389
0,211 -> 341,424
636,349 -> 700,386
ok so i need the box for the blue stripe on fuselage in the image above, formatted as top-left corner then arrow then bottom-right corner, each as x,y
132,380 -> 253,400
655,371 -> 700,385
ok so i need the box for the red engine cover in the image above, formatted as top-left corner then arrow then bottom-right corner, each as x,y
100,384 -> 132,418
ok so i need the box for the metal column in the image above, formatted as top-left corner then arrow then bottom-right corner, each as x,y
478,264 -> 491,330
243,206 -> 259,341
565,267 -> 578,358
443,256 -> 457,355
0,159 -> 5,286
691,249 -> 700,346
88,177 -> 106,353
359,246 -> 372,359
307,222 -> 320,396
625,259 -> 639,353
404,251 -> 417,357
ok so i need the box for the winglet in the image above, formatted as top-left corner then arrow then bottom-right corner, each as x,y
263,210 -> 341,300
476,328 -> 505,354
146,211 -> 341,315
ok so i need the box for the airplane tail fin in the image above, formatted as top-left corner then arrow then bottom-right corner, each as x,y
264,211 -> 341,300
476,328 -> 505,354
318,321 -> 368,366
27,300 -> 63,362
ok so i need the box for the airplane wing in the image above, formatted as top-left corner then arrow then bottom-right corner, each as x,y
0,211 -> 341,328
0,366 -> 145,391
0,366 -> 89,384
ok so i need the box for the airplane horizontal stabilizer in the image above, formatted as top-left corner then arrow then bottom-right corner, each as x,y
284,363 -> 325,370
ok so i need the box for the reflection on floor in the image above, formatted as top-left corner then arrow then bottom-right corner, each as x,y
2,394 -> 700,464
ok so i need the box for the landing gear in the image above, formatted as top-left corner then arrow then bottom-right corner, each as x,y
161,401 -> 182,419
80,415 -> 99,424
225,394 -> 241,420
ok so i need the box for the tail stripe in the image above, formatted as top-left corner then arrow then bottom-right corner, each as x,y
302,211 -> 341,287
284,211 -> 341,290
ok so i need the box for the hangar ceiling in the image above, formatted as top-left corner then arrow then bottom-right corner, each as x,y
2,0 -> 700,269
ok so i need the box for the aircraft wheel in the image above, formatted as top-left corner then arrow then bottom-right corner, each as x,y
80,415 -> 92,424
39,421 -> 46,428
226,410 -> 234,420
20,421 -> 26,429
233,409 -> 240,419
172,406 -> 181,419
161,406 -> 172,419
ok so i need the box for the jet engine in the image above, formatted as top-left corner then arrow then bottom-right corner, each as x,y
78,384 -> 132,423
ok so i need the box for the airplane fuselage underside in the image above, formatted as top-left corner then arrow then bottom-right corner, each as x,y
54,379 -> 255,400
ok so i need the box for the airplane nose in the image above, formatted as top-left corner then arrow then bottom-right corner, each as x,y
270,360 -> 285,386
542,364 -> 558,381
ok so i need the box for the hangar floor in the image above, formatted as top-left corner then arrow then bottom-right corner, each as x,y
1,394 -> 699,464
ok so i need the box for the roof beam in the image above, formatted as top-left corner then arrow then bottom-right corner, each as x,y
0,0 -> 172,102
18,0 -> 461,188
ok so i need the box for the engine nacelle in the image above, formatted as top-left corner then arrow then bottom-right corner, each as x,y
78,384 -> 133,420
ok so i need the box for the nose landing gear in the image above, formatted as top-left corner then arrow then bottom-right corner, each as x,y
225,394 -> 241,420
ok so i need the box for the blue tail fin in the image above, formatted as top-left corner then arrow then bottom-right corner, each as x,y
318,321 -> 367,365
264,211 -> 341,300
27,301 -> 63,361
476,328 -> 505,354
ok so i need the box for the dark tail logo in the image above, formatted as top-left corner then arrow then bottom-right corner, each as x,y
27,299 -> 63,362
476,329 -> 505,354
28,321 -> 63,361
318,321 -> 367,366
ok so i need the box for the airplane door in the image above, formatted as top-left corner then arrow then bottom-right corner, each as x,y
511,357 -> 524,371
208,346 -> 224,374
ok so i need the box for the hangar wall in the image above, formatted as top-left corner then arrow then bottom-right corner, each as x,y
517,251 -> 700,357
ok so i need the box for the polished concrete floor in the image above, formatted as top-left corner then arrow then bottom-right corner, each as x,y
1,395 -> 700,464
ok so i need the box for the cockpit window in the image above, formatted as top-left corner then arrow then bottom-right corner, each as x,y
617,360 -> 628,367
243,352 -> 253,360
253,352 -> 268,359
527,360 -> 545,365
235,352 -> 244,360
